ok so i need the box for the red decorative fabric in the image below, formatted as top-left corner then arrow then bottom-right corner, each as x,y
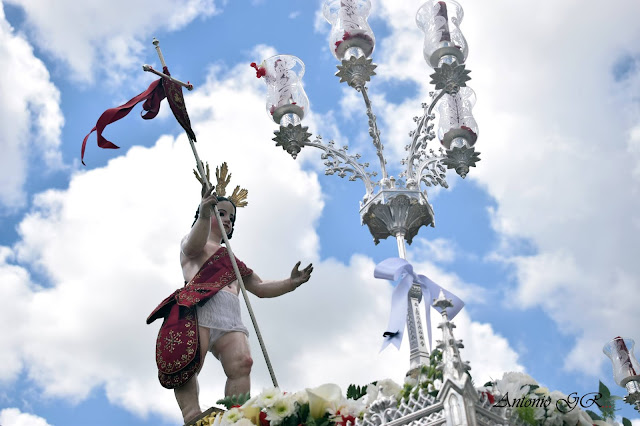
81,77 -> 164,165
81,66 -> 196,165
162,68 -> 197,142
147,247 -> 253,389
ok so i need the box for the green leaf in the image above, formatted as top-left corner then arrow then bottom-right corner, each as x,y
215,392 -> 251,409
599,381 -> 611,398
527,384 -> 539,392
483,381 -> 493,387
596,390 -> 616,419
346,384 -> 368,400
515,404 -> 537,426
282,415 -> 299,426
298,402 -> 310,421
315,415 -> 332,426
622,417 -> 632,426
586,409 -> 603,421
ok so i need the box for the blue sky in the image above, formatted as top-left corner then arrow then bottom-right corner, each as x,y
1,0 -> 640,425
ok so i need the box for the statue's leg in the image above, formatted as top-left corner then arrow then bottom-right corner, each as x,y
212,331 -> 253,396
175,326 -> 210,423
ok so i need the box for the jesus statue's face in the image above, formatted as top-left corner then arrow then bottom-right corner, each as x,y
214,200 -> 236,237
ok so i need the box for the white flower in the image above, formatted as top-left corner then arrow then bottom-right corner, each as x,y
292,389 -> 309,405
334,397 -> 366,418
222,407 -> 244,424
377,379 -> 402,398
233,420 -> 255,426
306,383 -> 344,418
265,394 -> 296,425
433,379 -> 443,391
494,372 -> 537,400
365,383 -> 379,404
576,409 -> 595,426
256,387 -> 283,408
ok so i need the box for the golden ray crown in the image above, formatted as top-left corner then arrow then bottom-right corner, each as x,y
193,161 -> 248,208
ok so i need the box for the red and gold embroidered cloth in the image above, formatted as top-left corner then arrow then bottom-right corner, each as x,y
146,247 -> 253,389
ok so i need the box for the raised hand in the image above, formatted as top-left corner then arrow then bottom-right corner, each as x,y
290,261 -> 313,288
193,161 -> 212,197
198,185 -> 218,219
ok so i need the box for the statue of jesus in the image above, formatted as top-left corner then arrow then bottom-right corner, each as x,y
147,163 -> 313,425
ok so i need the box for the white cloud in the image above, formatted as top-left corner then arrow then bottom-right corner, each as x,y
0,51 -> 523,422
0,408 -> 51,426
410,237 -> 457,264
4,0 -> 221,83
0,3 -> 64,209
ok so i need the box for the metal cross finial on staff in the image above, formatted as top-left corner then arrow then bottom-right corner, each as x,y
142,38 -> 194,91
145,39 -> 279,389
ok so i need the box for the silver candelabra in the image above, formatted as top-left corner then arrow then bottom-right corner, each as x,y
256,0 -> 480,373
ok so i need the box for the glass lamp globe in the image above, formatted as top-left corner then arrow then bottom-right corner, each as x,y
603,337 -> 640,387
323,0 -> 375,61
437,87 -> 478,150
260,55 -> 309,126
416,0 -> 468,69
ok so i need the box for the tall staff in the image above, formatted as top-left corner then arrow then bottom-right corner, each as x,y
145,39 -> 279,388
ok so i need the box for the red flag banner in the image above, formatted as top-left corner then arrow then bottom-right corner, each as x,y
81,66 -> 196,165
162,68 -> 196,142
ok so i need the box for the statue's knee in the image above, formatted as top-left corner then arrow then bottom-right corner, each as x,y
228,354 -> 253,378
239,354 -> 253,375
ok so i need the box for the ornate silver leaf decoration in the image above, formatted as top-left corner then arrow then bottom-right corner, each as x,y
442,145 -> 481,178
429,62 -> 471,94
272,124 -> 312,159
336,55 -> 378,90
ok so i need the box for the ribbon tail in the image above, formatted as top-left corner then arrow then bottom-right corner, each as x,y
81,126 -> 96,166
381,273 -> 413,351
380,330 -> 403,352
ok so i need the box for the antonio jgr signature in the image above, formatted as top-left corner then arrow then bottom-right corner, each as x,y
494,392 -> 603,413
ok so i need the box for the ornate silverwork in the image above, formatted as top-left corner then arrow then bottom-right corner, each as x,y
308,136 -> 378,202
442,145 -> 481,179
360,191 -> 435,245
336,55 -> 378,90
429,63 -> 471,94
407,290 -> 430,370
272,124 -> 312,159
624,380 -> 640,412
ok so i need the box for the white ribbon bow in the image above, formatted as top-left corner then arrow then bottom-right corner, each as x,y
374,257 -> 465,351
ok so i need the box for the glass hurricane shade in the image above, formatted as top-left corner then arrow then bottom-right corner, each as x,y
603,337 -> 640,387
416,0 -> 468,69
437,87 -> 478,150
323,0 -> 375,61
260,55 -> 309,125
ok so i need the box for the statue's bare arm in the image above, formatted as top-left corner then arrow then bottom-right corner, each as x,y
244,261 -> 314,298
181,185 -> 218,258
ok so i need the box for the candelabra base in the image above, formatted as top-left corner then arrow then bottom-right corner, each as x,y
360,189 -> 434,245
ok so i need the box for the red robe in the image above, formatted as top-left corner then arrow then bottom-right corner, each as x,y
146,247 -> 253,389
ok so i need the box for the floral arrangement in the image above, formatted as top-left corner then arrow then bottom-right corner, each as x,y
481,372 -> 633,426
196,380 -> 404,426
193,347 -> 633,426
